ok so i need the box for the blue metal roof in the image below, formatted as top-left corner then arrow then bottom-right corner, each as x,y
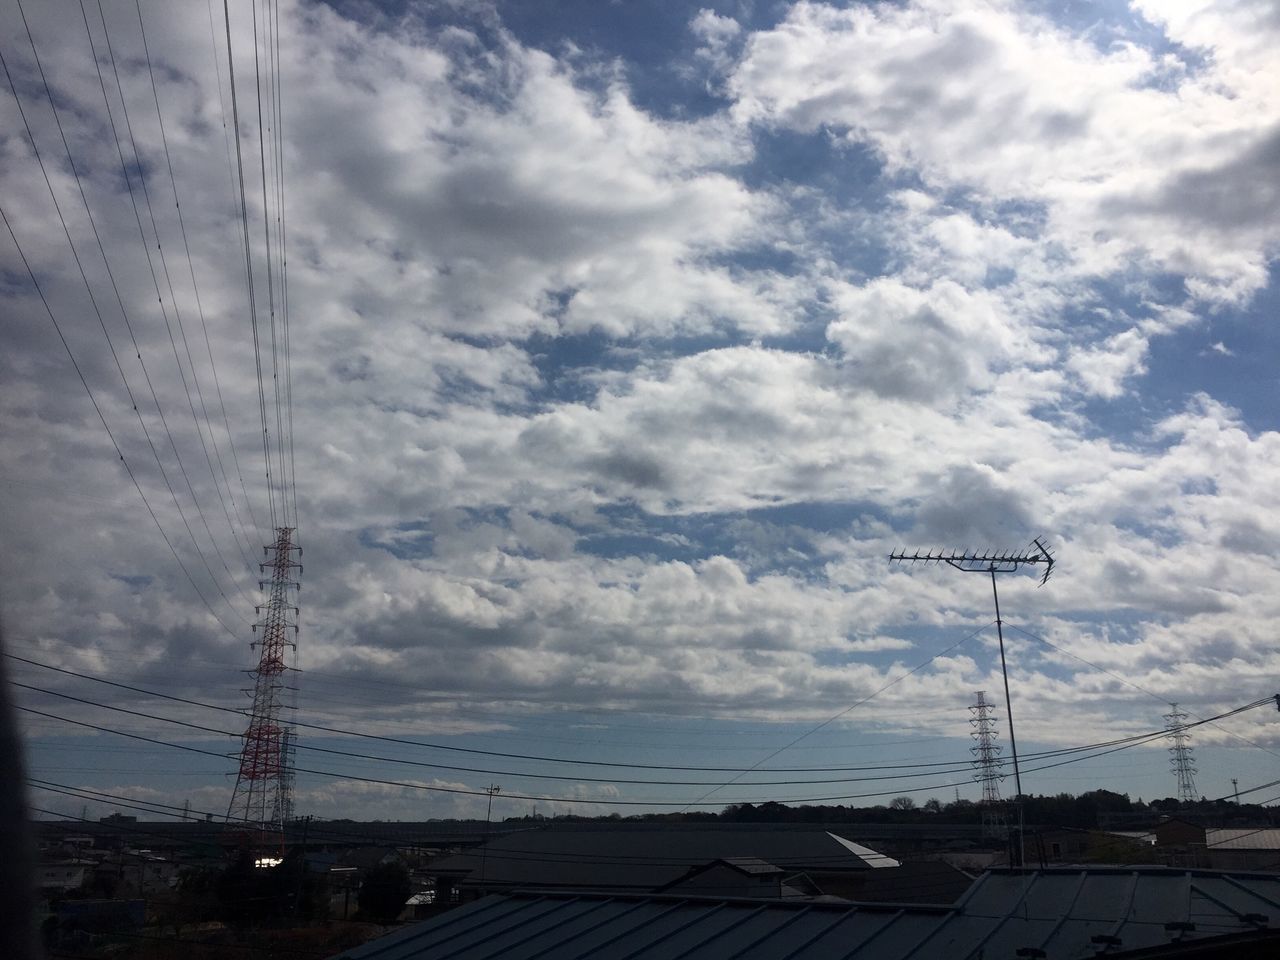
332,867 -> 1280,960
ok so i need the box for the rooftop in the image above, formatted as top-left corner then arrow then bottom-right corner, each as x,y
332,867 -> 1280,960
428,825 -> 892,893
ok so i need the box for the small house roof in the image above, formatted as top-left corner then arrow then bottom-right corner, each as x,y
430,824 -> 888,892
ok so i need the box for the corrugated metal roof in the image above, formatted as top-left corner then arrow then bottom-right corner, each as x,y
1207,828 -> 1280,850
332,868 -> 1280,960
429,826 -> 884,892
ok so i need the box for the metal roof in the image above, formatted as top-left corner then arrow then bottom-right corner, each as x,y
332,867 -> 1280,960
1206,828 -> 1280,850
429,826 -> 885,892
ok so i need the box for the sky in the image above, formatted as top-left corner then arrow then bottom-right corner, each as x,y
2,0 -> 1279,825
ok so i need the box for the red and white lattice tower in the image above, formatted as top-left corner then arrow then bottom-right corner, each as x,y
970,691 -> 1004,804
227,527 -> 301,849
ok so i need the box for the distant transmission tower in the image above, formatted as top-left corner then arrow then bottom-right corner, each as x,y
889,539 -> 1054,797
1164,703 -> 1198,804
970,691 -> 1004,804
228,527 -> 301,851
273,728 -> 296,825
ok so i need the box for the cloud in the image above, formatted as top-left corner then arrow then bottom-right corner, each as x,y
827,278 -> 1036,403
4,0 -> 1280,820
728,0 -> 1280,300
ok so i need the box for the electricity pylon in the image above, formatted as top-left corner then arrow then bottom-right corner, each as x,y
889,538 -> 1055,797
227,527 -> 301,852
1164,703 -> 1198,804
971,691 -> 1007,839
970,691 -> 1004,804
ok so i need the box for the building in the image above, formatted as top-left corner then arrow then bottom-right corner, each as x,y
425,822 -> 898,902
37,859 -> 93,894
329,866 -> 1280,960
1155,819 -> 1280,870
1024,826 -> 1156,865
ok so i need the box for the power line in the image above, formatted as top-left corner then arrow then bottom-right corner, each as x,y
14,680 -> 986,788
9,635 -> 991,739
78,1 -> 256,606
24,788 -> 944,881
131,0 -> 264,566
0,653 -> 1177,774
683,622 -> 995,809
267,0 -> 298,535
30,778 -> 1278,889
202,0 -> 265,543
18,684 -> 1273,809
12,653 -> 1269,778
220,0 -> 277,531
252,0 -> 290,535
1006,621 -> 1280,762
29,787 -> 975,883
11,700 -> 1194,807
2,21 -> 250,629
34,777 -> 1280,888
91,0 -> 259,610
0,203 -> 241,641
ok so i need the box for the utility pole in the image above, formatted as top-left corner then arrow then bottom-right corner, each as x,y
889,539 -> 1054,798
479,784 -> 501,891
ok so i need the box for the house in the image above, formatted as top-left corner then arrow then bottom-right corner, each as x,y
426,823 -> 898,902
810,859 -> 975,903
339,846 -> 405,874
1202,829 -> 1280,871
328,866 -> 1280,960
1025,826 -> 1156,865
1153,818 -> 1280,870
38,859 -> 93,894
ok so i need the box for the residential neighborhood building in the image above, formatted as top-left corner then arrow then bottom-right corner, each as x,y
425,822 -> 899,902
329,866 -> 1280,960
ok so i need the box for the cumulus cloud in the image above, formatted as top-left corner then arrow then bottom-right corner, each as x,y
4,0 -> 1280,819
728,0 -> 1280,299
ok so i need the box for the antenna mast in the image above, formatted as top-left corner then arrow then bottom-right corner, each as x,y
889,538 -> 1055,797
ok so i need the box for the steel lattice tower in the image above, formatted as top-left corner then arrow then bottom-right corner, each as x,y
227,527 -> 301,848
272,727 -> 296,825
1164,703 -> 1198,804
970,691 -> 1005,805
889,539 -> 1054,797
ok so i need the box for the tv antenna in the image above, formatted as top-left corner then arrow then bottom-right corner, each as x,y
889,537 -> 1055,797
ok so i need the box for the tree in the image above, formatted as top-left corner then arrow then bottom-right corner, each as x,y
922,798 -> 943,814
357,861 -> 411,922
888,796 -> 917,811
